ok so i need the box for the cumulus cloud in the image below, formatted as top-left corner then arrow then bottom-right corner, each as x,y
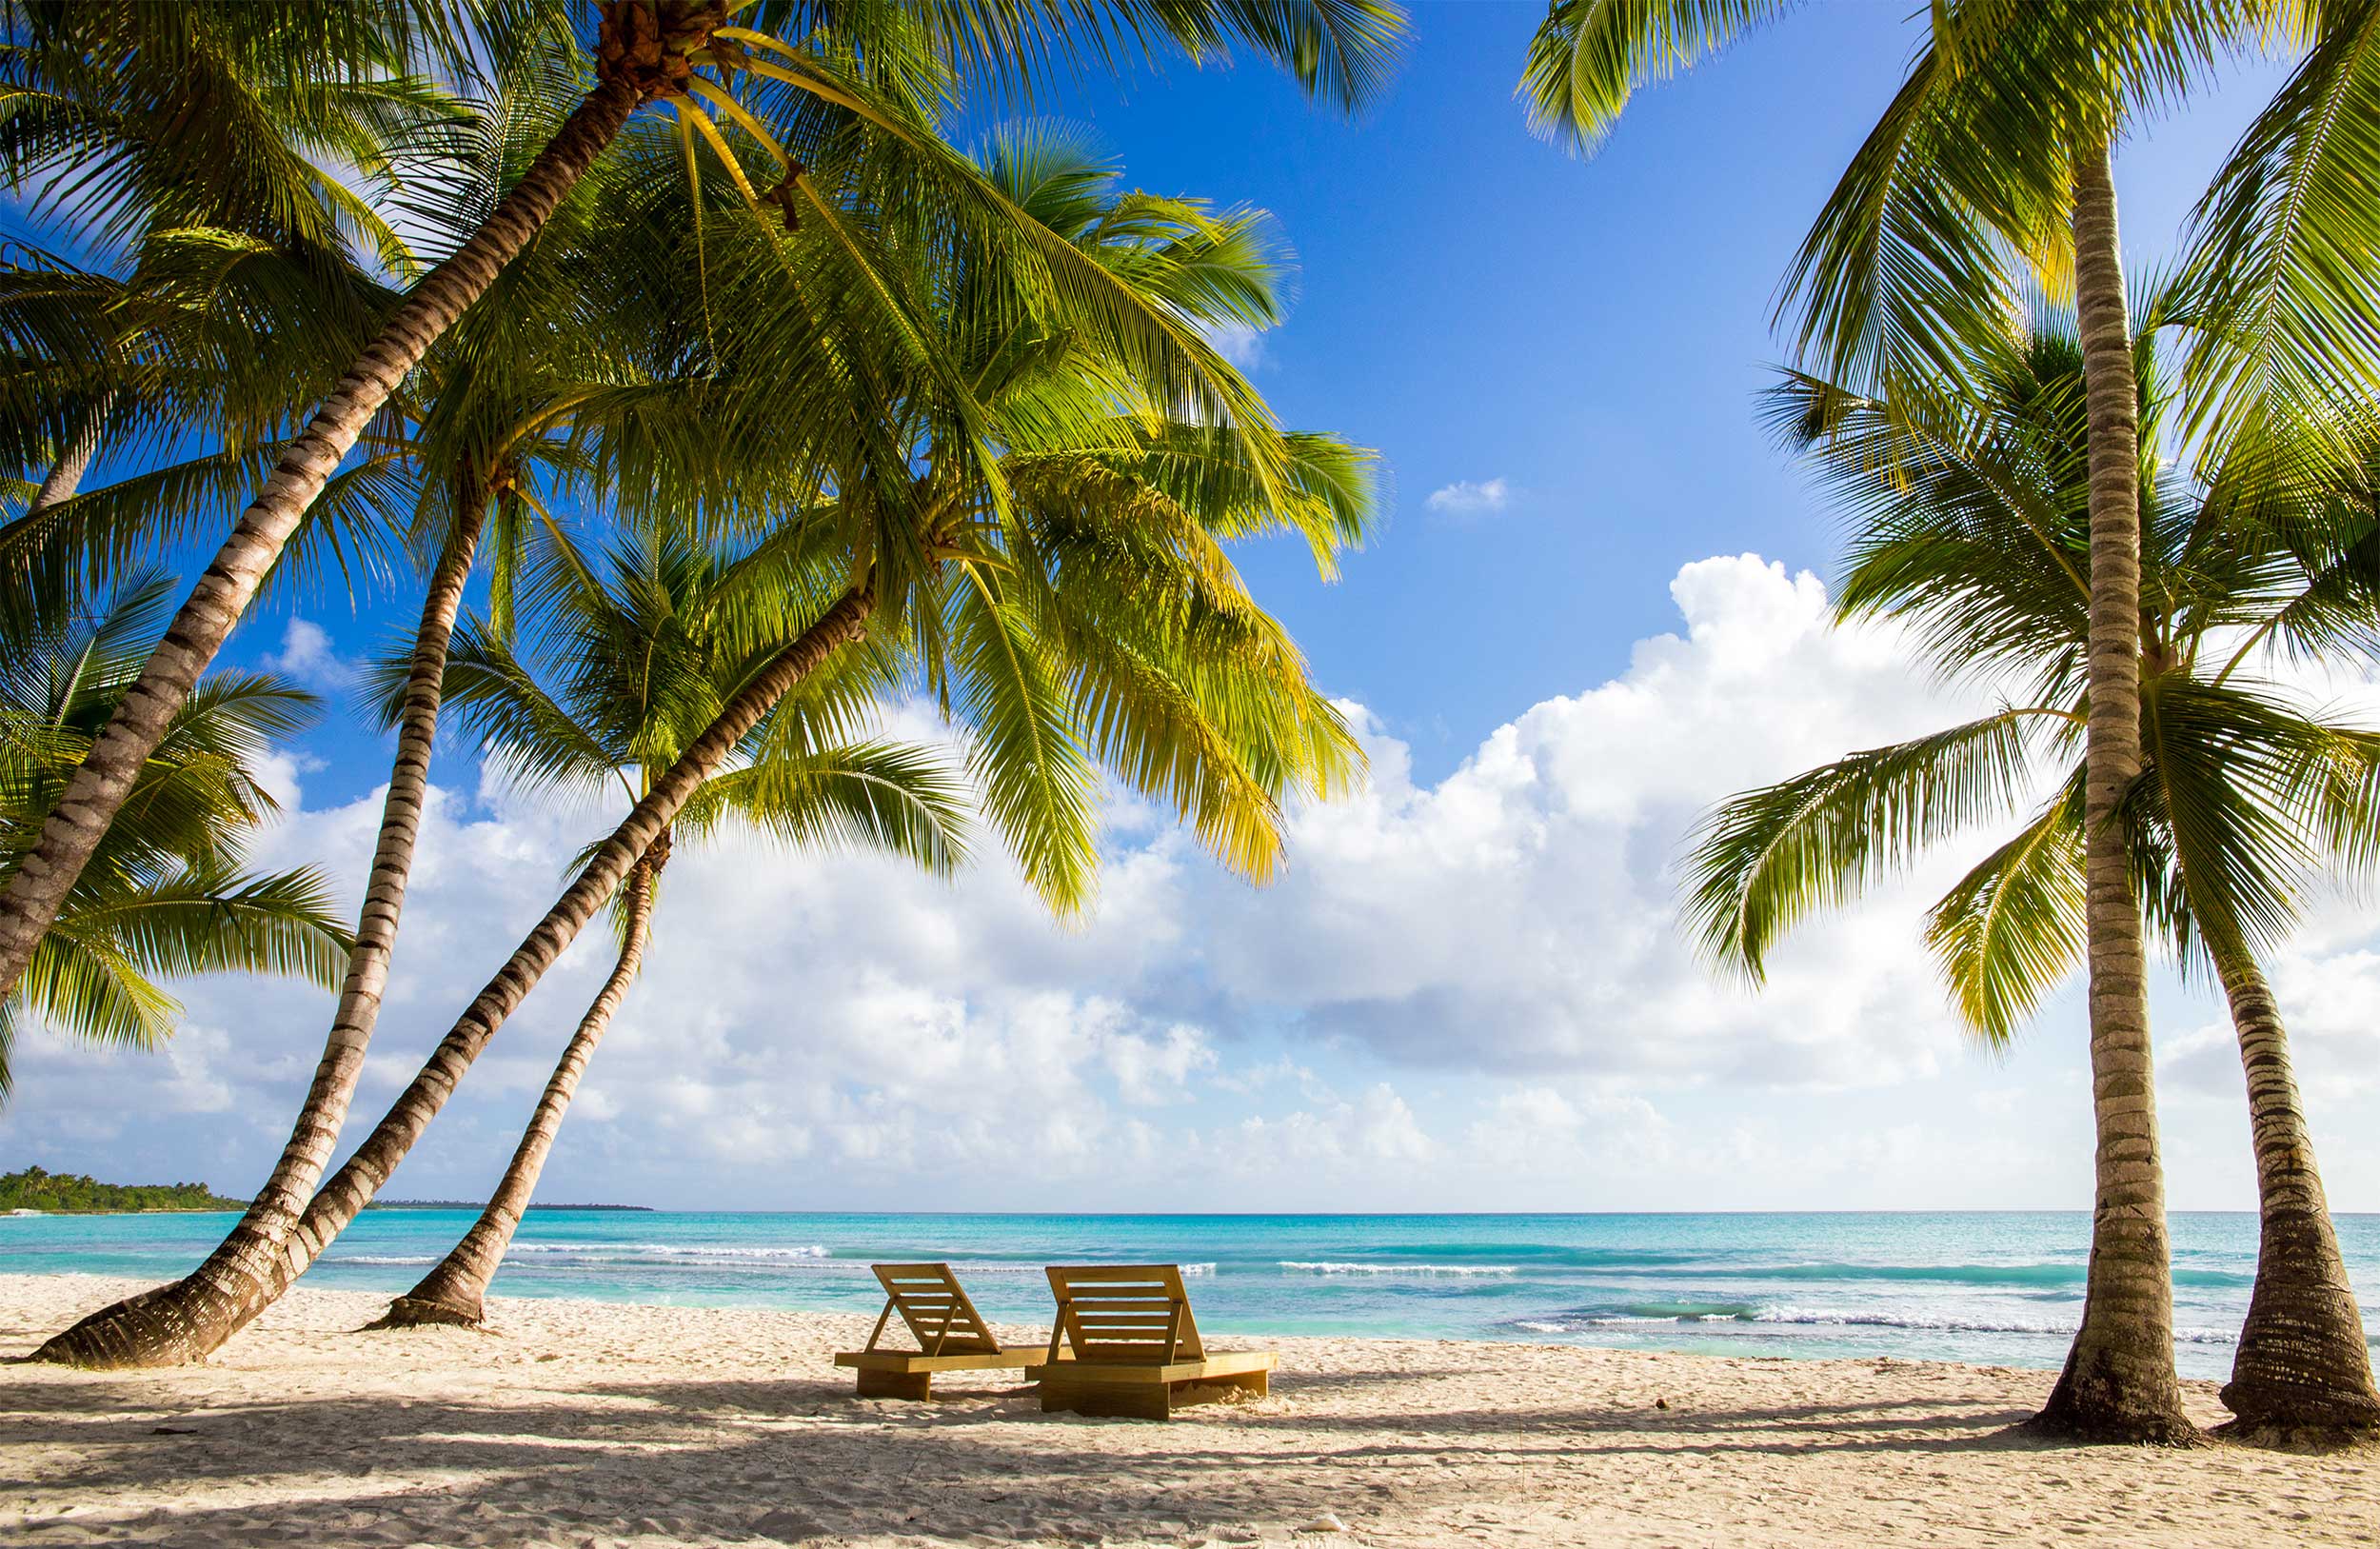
6,555 -> 2370,1213
1196,556 -> 1997,1086
1424,477 -> 1509,517
1202,321 -> 1269,371
261,618 -> 361,689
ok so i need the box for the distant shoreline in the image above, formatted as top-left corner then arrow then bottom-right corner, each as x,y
4,1203 -> 238,1218
6,1201 -> 654,1217
370,1201 -> 655,1213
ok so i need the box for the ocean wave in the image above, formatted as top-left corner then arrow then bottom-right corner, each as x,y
1510,1301 -> 1757,1329
334,1254 -> 438,1266
1751,1304 -> 2071,1336
502,1242 -> 832,1261
1292,1244 -> 1718,1270
1618,1301 -> 1756,1321
1279,1261 -> 1518,1277
630,1243 -> 832,1260
1750,1305 -> 2239,1342
1517,1301 -> 2243,1344
1605,1261 -> 2252,1290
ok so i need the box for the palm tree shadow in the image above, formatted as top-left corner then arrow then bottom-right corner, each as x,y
0,1363 -> 2178,1547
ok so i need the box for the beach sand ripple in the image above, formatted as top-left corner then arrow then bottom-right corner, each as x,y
4,1274 -> 2372,1547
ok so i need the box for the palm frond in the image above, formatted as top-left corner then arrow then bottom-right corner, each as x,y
1681,710 -> 2036,978
1923,770 -> 2086,1047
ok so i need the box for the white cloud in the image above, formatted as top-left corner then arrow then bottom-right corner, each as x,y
7,554 -> 2372,1214
261,618 -> 360,689
1196,555 -> 1994,1086
1424,476 -> 1509,517
1202,321 -> 1269,370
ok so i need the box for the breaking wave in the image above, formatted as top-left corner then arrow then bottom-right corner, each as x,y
1279,1261 -> 1519,1278
503,1242 -> 833,1261
1596,1261 -> 2252,1290
1513,1303 -> 2241,1344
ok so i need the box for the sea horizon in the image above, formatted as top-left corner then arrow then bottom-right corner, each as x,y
14,1207 -> 2375,1383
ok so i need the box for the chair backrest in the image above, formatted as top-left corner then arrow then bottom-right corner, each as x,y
1044,1264 -> 1203,1365
864,1262 -> 1002,1356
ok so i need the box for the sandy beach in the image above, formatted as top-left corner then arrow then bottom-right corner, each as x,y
4,1274 -> 2373,1547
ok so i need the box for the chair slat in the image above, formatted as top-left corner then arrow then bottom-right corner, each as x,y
865,1262 -> 1002,1356
1044,1264 -> 1205,1364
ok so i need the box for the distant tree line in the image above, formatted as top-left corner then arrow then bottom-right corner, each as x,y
0,1165 -> 245,1213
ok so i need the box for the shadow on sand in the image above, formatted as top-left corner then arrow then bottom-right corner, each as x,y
2,1358 -> 2084,1547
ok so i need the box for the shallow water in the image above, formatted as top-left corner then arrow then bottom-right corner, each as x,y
9,1209 -> 2374,1380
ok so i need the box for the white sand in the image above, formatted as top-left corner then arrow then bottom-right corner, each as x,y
4,1273 -> 2373,1547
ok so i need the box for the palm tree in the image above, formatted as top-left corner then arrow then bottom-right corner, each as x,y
1517,0 -> 2347,1441
30,113 -> 1373,1366
0,572 -> 351,1094
8,34 -> 992,1368
263,127 -> 1372,1335
0,0 -> 466,505
1682,308 -> 2380,1438
2179,0 -> 2380,460
367,526 -> 967,1328
0,0 -> 1407,1020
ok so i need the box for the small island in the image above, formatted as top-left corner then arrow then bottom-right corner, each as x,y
0,1165 -> 245,1214
0,1169 -> 653,1215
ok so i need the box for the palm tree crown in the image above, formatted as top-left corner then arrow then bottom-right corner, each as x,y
0,573 -> 351,1097
1683,297 -> 2380,1432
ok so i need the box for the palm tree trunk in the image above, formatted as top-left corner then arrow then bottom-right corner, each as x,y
24,395 -> 113,516
376,843 -> 664,1329
2030,136 -> 2198,1445
2211,948 -> 2380,1438
29,488 -> 495,1365
0,70 -> 645,1008
32,587 -> 872,1366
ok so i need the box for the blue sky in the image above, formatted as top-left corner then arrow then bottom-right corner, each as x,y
210,3 -> 2290,794
13,9 -> 2374,1216
1001,6 -> 2293,782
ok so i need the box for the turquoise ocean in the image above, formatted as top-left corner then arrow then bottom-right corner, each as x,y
9,1210 -> 2376,1380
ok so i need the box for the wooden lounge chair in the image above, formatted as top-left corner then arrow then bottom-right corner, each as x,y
1037,1264 -> 1276,1420
833,1262 -> 1048,1400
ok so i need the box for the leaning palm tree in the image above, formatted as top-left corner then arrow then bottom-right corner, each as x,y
31,113 -> 1372,1366
367,526 -> 967,1328
0,0 -> 466,506
0,0 -> 1406,1020
1518,0 -> 2344,1441
5,39 -> 982,1370
1682,308 -> 2380,1439
0,571 -> 351,1094
271,128 -> 1372,1329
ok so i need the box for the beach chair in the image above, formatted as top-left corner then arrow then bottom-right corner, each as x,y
1036,1264 -> 1276,1420
833,1262 -> 1049,1399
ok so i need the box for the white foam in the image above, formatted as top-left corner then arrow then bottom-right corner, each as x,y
1747,1305 -> 2242,1344
1749,1305 -> 2067,1337
630,1243 -> 832,1260
1278,1261 -> 1518,1277
501,1242 -> 832,1261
